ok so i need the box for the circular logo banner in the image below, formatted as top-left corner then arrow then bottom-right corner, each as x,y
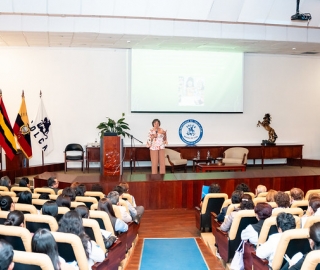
179,119 -> 203,145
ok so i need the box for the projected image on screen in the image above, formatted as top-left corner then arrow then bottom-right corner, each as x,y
178,76 -> 204,106
131,50 -> 243,113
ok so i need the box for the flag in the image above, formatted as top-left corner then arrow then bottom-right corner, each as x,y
0,91 -> 17,160
13,91 -> 32,159
30,95 -> 53,156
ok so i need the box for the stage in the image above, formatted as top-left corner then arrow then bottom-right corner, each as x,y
33,165 -> 320,210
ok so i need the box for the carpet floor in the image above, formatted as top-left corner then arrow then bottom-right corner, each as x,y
139,238 -> 209,270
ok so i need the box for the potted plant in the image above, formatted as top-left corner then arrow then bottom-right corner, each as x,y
97,113 -> 131,137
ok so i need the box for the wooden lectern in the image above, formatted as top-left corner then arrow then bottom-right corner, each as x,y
5,149 -> 28,171
101,135 -> 123,176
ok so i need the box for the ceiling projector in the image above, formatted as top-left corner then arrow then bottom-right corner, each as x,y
291,0 -> 312,21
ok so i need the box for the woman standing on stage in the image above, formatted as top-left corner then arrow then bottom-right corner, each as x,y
147,119 -> 167,174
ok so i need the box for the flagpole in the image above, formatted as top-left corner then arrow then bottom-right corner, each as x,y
40,90 -> 44,166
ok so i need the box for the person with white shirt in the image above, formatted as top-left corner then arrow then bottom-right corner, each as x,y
106,191 -> 132,223
300,197 -> 320,228
256,212 -> 296,267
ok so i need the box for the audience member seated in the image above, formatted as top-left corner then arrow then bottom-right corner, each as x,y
282,221 -> 320,270
273,191 -> 291,211
57,210 -> 105,269
17,191 -> 32,205
301,198 -> 320,228
42,200 -> 59,219
39,193 -> 50,200
62,187 -> 76,202
0,239 -> 14,270
70,182 -> 80,189
241,202 -> 273,245
75,184 -> 87,197
266,189 -> 278,202
255,185 -> 267,197
235,183 -> 251,192
200,183 -> 221,208
98,198 -> 128,233
4,210 -> 24,227
91,184 -> 104,193
119,182 -> 136,206
56,195 -> 71,209
106,191 -> 132,222
256,212 -> 296,267
47,177 -> 59,194
19,177 -> 30,188
0,176 -> 12,191
0,196 -> 14,211
32,228 -> 76,270
113,186 -> 144,223
217,190 -> 243,222
290,187 -> 304,204
220,194 -> 255,232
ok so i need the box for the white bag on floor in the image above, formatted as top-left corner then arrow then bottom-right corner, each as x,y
230,240 -> 245,270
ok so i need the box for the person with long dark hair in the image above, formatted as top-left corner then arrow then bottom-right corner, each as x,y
17,191 -> 32,205
98,198 -> 128,233
0,196 -> 14,212
42,201 -> 58,218
0,239 -> 14,270
58,210 -> 105,269
4,210 -> 24,227
32,228 -> 75,270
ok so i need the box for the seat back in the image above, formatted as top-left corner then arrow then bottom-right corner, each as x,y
301,250 -> 320,270
257,216 -> 301,245
57,206 -> 70,222
34,188 -> 56,195
122,193 -> 133,205
0,211 -> 9,225
253,197 -> 267,205
225,203 -> 240,217
227,210 -> 258,261
220,199 -> 231,211
272,228 -> 311,270
89,210 -> 115,235
291,200 -> 309,211
272,207 -> 304,217
13,250 -> 54,270
83,218 -> 106,253
0,224 -> 32,251
70,201 -> 85,210
65,143 -> 84,152
11,187 -> 32,193
32,199 -> 49,210
49,194 -> 58,201
257,192 -> 268,198
32,193 -> 41,199
305,189 -> 320,201
15,203 -> 38,214
118,199 -> 129,213
244,192 -> 255,199
24,214 -> 58,233
0,186 -> 9,192
223,147 -> 249,164
75,196 -> 98,209
0,191 -> 16,197
51,231 -> 89,270
84,191 -> 105,201
303,216 -> 320,228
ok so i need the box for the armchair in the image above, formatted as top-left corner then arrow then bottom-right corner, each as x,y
164,148 -> 187,173
222,147 -> 249,165
64,143 -> 84,173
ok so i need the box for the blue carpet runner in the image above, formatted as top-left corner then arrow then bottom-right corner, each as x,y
140,238 -> 209,270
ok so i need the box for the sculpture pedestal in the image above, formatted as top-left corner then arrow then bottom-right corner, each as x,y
101,135 -> 123,176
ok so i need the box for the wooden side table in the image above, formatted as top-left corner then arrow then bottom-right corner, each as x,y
86,146 -> 100,173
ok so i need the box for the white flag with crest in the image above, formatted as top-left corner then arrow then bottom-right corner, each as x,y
30,97 -> 54,156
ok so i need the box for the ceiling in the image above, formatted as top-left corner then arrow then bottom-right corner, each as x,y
0,0 -> 319,56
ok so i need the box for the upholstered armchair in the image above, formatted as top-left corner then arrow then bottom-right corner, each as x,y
222,147 -> 249,165
164,148 -> 188,173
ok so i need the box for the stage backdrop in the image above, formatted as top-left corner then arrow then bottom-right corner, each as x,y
0,47 -> 319,169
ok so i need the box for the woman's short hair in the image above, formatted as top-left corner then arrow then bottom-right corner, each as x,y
75,205 -> 89,219
56,194 -> 71,208
32,228 -> 60,270
239,194 -> 254,210
0,196 -> 13,211
290,188 -> 304,201
309,198 -> 320,213
19,177 -> 29,187
0,239 -> 14,270
4,210 -> 24,227
75,184 -> 86,197
42,201 -> 58,218
152,119 -> 161,126
0,176 -> 11,189
231,190 -> 243,204
17,191 -> 32,204
254,202 -> 272,220
275,191 -> 291,208
309,222 -> 320,250
235,183 -> 251,192
119,182 -> 129,192
209,183 -> 220,193
266,189 -> 278,202
62,187 -> 76,202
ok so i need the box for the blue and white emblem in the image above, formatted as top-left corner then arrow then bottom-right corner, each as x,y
179,119 -> 203,145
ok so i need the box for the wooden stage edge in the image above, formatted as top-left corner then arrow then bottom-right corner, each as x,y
30,160 -> 320,210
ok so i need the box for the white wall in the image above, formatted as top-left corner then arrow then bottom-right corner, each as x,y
0,47 -> 319,168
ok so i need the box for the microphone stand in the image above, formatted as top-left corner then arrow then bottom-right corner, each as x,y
129,133 -> 143,175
